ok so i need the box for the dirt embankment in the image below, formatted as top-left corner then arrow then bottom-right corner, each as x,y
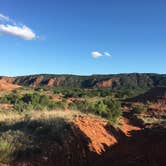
74,116 -> 117,154
2,113 -> 166,166
0,77 -> 20,91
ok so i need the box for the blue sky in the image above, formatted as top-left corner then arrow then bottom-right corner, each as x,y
0,0 -> 165,76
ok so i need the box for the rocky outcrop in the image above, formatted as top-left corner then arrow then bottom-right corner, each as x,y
95,79 -> 113,88
32,76 -> 44,87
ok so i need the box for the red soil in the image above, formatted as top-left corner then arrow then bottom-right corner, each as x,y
47,79 -> 55,87
119,117 -> 141,136
32,76 -> 44,87
4,113 -> 166,166
96,79 -> 113,88
0,79 -> 20,91
74,116 -> 117,154
149,103 -> 166,113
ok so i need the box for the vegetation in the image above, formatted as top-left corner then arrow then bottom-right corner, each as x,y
133,105 -> 147,114
0,130 -> 33,163
10,73 -> 166,89
0,93 -> 67,112
68,97 -> 122,123
0,74 -> 165,165
0,74 -> 166,164
0,110 -> 76,163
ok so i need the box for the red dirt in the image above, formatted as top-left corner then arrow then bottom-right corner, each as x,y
74,116 -> 117,154
32,76 -> 44,87
148,103 -> 166,113
96,79 -> 113,88
3,113 -> 166,166
119,117 -> 141,136
47,79 -> 55,87
0,79 -> 20,91
0,104 -> 13,110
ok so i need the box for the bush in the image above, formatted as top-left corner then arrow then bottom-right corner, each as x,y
0,93 -> 20,105
69,98 -> 122,123
133,105 -> 147,114
0,139 -> 13,163
47,100 -> 67,110
69,100 -> 89,112
89,101 -> 108,118
0,130 -> 33,163
0,92 -> 68,112
103,98 -> 122,122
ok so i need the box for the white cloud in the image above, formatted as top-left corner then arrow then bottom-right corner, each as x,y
91,51 -> 112,58
0,24 -> 36,40
91,51 -> 103,58
0,13 -> 36,40
104,52 -> 111,57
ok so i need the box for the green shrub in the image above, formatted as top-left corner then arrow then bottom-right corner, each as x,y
70,98 -> 122,123
0,130 -> 34,163
47,101 -> 66,110
133,105 -> 147,114
0,139 -> 13,163
0,93 -> 20,105
90,101 -> 108,118
68,102 -> 78,110
103,98 -> 122,123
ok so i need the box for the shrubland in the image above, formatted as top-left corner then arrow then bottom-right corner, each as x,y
0,87 -> 124,163
0,110 -> 77,163
0,93 -> 67,112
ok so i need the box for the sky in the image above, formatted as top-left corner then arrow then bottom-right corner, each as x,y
0,0 -> 165,76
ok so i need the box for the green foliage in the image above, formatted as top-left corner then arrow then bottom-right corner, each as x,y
0,116 -> 72,163
91,101 -> 108,117
53,87 -> 115,98
30,118 -> 71,144
103,98 -> 122,122
47,100 -> 66,110
133,105 -> 147,114
0,130 -> 33,163
0,93 -> 67,112
0,139 -> 13,163
69,98 -> 122,123
0,93 -> 20,105
0,87 -> 122,122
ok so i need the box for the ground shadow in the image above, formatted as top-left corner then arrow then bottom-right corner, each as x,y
0,116 -> 166,166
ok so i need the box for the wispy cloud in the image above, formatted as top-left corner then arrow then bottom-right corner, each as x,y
0,14 -> 10,22
91,51 -> 112,58
104,52 -> 111,57
0,13 -> 36,40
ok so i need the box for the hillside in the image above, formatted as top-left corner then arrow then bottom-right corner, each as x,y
0,73 -> 166,89
0,74 -> 165,165
0,77 -> 20,91
126,87 -> 166,104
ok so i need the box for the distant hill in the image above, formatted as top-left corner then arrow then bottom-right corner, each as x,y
0,73 -> 166,90
126,86 -> 166,103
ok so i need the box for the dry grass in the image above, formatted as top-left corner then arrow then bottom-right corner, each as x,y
0,109 -> 83,124
0,111 -> 23,123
